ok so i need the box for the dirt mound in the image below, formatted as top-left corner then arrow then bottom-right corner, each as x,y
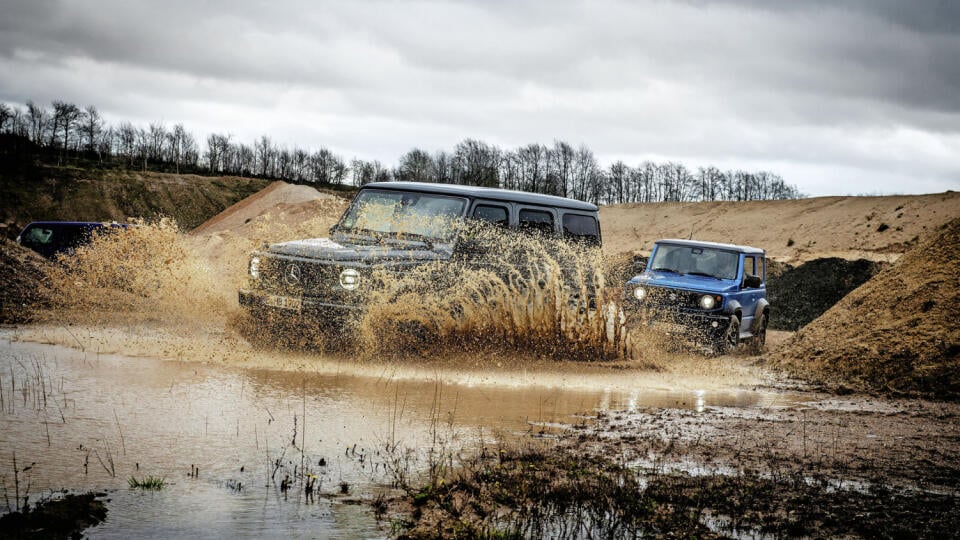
0,238 -> 51,323
767,258 -> 885,330
772,218 -> 960,398
600,191 -> 960,262
186,183 -> 350,308
191,181 -> 338,235
0,166 -> 270,238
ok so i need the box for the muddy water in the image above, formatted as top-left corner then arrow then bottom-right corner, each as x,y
0,330 -> 793,538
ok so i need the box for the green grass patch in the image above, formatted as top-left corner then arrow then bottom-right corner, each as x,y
128,475 -> 166,490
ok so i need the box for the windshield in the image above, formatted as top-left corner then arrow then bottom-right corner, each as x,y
648,244 -> 740,280
337,189 -> 467,242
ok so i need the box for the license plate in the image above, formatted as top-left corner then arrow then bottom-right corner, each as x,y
656,322 -> 687,335
264,294 -> 302,311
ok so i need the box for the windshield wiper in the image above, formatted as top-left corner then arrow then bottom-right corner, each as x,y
337,228 -> 384,245
686,271 -> 721,280
389,232 -> 434,250
651,266 -> 683,275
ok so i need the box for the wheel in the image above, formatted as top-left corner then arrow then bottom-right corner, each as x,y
714,316 -> 740,355
747,313 -> 767,354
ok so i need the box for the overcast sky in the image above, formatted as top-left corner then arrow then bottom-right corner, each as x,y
2,0 -> 959,196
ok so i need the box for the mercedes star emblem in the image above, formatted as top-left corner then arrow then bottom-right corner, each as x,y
285,264 -> 301,286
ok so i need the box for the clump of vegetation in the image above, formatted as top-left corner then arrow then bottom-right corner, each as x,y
389,444 -> 960,539
128,475 -> 165,490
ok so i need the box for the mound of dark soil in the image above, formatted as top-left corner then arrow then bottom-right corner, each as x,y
772,218 -> 960,398
0,492 -> 107,539
0,238 -> 51,323
767,258 -> 884,330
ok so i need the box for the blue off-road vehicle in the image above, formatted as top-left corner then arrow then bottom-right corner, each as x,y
624,239 -> 769,354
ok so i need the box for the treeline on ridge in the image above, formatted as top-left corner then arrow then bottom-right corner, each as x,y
0,99 -> 803,204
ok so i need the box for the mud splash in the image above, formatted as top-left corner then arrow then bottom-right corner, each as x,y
357,229 -> 627,361
41,219 -> 666,362
42,219 -> 230,325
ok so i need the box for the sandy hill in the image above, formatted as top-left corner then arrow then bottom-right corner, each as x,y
600,191 -> 960,262
772,218 -> 960,398
187,182 -> 351,302
0,166 -> 270,237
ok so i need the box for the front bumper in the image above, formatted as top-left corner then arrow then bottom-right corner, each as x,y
238,288 -> 363,315
628,304 -> 731,341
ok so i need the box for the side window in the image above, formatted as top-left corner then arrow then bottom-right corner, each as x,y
472,204 -> 509,227
518,208 -> 555,235
743,255 -> 762,288
23,226 -> 54,245
561,213 -> 600,245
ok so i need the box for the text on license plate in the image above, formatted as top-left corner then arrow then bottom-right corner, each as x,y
264,295 -> 302,311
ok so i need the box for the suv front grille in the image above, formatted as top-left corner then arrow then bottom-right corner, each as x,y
256,255 -> 363,301
644,286 -> 705,310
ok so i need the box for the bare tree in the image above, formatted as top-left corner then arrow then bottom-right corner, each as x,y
148,122 -> 166,163
254,135 -> 273,177
453,139 -> 500,187
116,122 -> 138,167
0,103 -> 11,133
25,101 -> 47,144
80,105 -> 103,155
51,100 -> 80,164
397,148 -> 436,182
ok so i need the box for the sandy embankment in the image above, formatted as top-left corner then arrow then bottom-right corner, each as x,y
600,191 -> 960,262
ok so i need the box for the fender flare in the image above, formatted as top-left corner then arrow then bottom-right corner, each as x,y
752,299 -> 770,332
723,299 -> 742,321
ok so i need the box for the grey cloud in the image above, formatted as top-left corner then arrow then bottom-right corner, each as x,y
1,0 -> 958,195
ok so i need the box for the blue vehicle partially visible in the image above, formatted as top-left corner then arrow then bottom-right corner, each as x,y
624,239 -> 769,354
16,221 -> 127,260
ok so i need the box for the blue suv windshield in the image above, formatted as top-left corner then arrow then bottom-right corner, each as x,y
649,244 -> 739,280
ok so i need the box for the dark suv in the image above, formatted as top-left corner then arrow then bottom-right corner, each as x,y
624,239 -> 769,354
16,221 -> 126,260
238,182 -> 601,328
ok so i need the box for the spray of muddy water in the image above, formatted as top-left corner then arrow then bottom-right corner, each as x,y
38,217 -> 671,364
354,226 -> 632,361
41,218 -> 229,325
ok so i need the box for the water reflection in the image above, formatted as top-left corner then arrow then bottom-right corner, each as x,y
0,334 -> 788,537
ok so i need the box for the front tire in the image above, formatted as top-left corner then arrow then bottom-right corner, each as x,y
714,316 -> 740,355
747,313 -> 768,354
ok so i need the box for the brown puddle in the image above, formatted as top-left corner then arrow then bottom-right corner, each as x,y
0,327 -> 797,537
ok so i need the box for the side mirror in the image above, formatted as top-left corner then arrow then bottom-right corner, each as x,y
743,274 -> 762,289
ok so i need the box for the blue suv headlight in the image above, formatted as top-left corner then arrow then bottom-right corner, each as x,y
699,294 -> 717,309
633,287 -> 647,301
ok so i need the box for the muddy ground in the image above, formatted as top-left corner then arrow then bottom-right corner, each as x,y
391,388 -> 960,538
2,184 -> 959,537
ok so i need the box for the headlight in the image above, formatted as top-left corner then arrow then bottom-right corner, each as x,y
699,294 -> 717,309
633,287 -> 647,301
339,268 -> 360,290
249,256 -> 261,279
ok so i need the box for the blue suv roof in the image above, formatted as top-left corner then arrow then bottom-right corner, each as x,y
655,238 -> 764,255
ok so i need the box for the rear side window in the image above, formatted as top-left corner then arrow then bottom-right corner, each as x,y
518,209 -> 554,235
472,204 -> 509,227
562,214 -> 600,245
